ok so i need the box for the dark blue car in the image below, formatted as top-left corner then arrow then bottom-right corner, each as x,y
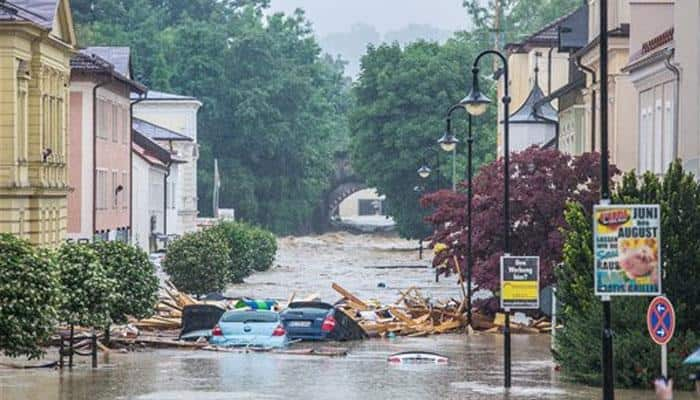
280,301 -> 366,341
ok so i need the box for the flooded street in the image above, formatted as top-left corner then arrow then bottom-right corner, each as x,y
0,232 -> 686,399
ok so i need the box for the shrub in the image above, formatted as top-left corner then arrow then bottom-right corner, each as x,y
0,234 -> 62,359
210,221 -> 254,283
248,226 -> 277,272
555,161 -> 700,389
163,230 -> 231,296
56,242 -> 117,328
92,241 -> 159,324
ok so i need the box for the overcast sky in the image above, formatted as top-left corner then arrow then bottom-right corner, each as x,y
268,0 -> 470,37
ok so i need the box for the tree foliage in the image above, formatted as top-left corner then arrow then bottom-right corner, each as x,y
56,243 -> 117,328
248,226 -> 278,272
556,161 -> 700,389
0,234 -> 62,359
350,37 -> 497,238
463,0 -> 583,46
162,230 -> 232,296
422,148 -> 613,296
92,241 -> 159,324
74,0 -> 351,234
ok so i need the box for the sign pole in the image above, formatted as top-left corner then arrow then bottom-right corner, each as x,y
661,344 -> 668,378
504,308 -> 511,388
602,294 -> 614,400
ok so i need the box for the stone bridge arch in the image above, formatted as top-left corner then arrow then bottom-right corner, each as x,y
311,151 -> 371,232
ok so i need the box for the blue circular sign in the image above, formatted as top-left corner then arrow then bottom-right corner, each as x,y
647,296 -> 675,345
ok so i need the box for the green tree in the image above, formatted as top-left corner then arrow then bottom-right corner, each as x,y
162,230 -> 232,296
463,0 -> 583,46
350,37 -> 496,238
75,1 -> 351,235
555,161 -> 700,389
92,241 -> 159,324
210,221 -> 255,283
56,243 -> 117,328
0,234 -> 62,359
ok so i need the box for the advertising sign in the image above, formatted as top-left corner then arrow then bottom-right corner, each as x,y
500,256 -> 539,310
594,204 -> 661,296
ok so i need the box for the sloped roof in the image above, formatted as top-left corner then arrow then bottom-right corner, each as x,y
71,49 -> 147,93
509,82 -> 558,123
0,0 -> 56,28
506,7 -> 583,53
84,46 -> 131,78
137,90 -> 198,101
133,118 -> 192,142
132,129 -> 171,168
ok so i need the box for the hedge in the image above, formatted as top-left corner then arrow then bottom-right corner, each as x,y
162,230 -> 232,296
0,234 -> 62,359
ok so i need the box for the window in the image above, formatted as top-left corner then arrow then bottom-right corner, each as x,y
112,170 -> 118,209
638,83 -> 675,174
122,171 -> 128,209
122,107 -> 129,144
96,169 -> 108,209
112,104 -> 118,142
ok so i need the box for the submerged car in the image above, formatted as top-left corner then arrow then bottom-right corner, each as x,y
179,304 -> 226,341
280,301 -> 367,341
209,309 -> 289,348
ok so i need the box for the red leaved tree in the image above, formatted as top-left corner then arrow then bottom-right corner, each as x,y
421,147 -> 615,297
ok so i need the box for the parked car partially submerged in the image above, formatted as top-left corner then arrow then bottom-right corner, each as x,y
280,301 -> 367,341
179,304 -> 227,341
209,310 -> 289,348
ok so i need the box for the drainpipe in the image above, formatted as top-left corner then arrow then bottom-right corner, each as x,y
163,160 -> 172,241
92,75 -> 113,239
129,92 -> 148,243
548,47 -> 555,95
663,49 -> 680,160
576,55 -> 597,152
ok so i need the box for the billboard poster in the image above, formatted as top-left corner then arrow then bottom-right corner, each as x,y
500,256 -> 539,310
594,204 -> 661,296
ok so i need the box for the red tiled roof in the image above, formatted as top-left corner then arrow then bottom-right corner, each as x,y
629,28 -> 674,63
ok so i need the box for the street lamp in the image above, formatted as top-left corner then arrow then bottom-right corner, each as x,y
440,108 -> 475,330
417,165 -> 432,179
461,67 -> 492,117
438,119 -> 459,152
464,49 -> 512,389
417,148 -> 442,190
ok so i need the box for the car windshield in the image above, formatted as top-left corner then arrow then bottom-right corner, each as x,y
221,311 -> 278,323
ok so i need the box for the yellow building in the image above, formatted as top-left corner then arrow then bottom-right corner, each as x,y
0,0 -> 76,246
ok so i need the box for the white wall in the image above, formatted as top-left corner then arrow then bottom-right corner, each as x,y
338,188 -> 384,218
133,99 -> 200,235
132,154 -> 151,252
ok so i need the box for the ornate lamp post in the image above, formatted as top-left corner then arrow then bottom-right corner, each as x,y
437,110 -> 474,329
462,49 -> 512,389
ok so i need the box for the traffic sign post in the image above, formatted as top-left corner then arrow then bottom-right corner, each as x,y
647,296 -> 675,378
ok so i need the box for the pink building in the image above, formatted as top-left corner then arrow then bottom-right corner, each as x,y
68,47 -> 146,242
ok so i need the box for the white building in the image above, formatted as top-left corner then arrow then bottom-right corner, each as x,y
131,129 -> 171,252
132,91 -> 201,235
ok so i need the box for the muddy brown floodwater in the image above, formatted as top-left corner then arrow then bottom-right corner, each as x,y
0,232 -> 692,400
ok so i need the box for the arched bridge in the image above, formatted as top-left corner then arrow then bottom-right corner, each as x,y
311,151 -> 369,233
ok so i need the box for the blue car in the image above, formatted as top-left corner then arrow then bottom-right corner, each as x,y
209,310 -> 289,348
280,301 -> 367,341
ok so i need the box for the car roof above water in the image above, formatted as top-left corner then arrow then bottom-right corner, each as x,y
220,309 -> 279,323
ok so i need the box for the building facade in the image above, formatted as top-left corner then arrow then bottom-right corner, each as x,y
132,129 -> 170,253
132,116 -> 190,238
0,0 -> 76,246
67,47 -> 145,242
133,90 -> 201,235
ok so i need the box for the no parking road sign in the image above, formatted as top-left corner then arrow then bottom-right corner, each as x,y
647,296 -> 675,345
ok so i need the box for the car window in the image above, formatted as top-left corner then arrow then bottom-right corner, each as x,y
221,311 -> 279,323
